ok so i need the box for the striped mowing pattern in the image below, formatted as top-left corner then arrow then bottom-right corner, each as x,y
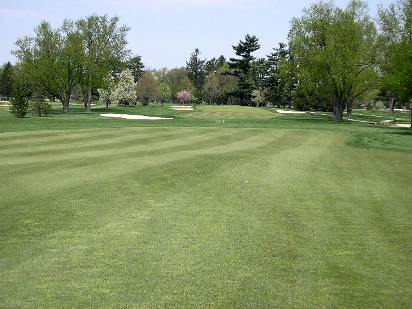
0,127 -> 411,308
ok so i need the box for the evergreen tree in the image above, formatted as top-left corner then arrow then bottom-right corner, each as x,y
228,34 -> 261,106
0,62 -> 14,99
205,55 -> 226,75
127,55 -> 145,82
264,43 -> 295,107
186,48 -> 206,99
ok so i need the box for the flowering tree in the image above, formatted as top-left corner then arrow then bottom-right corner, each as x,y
176,90 -> 193,104
98,73 -> 115,108
110,69 -> 137,106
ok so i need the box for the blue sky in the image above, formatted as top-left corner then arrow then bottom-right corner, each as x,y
0,0 -> 393,69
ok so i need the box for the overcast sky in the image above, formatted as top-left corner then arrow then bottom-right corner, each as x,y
0,0 -> 393,69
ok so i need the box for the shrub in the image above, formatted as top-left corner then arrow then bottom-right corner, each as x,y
29,95 -> 52,117
10,86 -> 29,118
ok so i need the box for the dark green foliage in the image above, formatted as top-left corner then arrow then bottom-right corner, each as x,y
186,48 -> 206,99
10,83 -> 29,118
228,34 -> 261,105
29,94 -> 52,117
127,55 -> 145,82
205,55 -> 226,75
0,62 -> 14,99
264,43 -> 297,108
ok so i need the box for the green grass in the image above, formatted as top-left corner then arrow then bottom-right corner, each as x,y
1,103 -> 411,308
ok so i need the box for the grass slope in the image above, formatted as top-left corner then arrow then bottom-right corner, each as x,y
0,104 -> 411,308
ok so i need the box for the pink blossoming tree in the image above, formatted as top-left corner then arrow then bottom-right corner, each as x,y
176,90 -> 193,104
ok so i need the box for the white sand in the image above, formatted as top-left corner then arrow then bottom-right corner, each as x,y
392,123 -> 411,128
171,105 -> 194,111
101,113 -> 173,120
276,109 -> 306,114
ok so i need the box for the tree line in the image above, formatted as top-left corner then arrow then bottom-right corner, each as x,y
1,0 -> 411,123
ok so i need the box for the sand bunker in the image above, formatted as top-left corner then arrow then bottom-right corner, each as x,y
101,113 -> 173,120
391,123 -> 411,128
171,105 -> 194,111
276,109 -> 306,114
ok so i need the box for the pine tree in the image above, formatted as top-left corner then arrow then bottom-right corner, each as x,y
205,55 -> 226,75
228,34 -> 261,105
0,62 -> 14,99
186,48 -> 206,99
265,43 -> 288,106
127,55 -> 145,82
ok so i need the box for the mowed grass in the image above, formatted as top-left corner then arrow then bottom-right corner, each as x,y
0,104 -> 412,308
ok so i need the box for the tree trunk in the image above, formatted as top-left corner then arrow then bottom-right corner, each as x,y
410,102 -> 412,129
86,86 -> 92,111
84,73 -> 92,112
389,97 -> 395,112
333,97 -> 345,121
63,95 -> 70,113
347,107 -> 352,119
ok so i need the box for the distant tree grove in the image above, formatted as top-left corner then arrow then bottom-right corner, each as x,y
1,0 -> 410,124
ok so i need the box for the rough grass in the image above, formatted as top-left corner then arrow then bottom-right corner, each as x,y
0,103 -> 412,308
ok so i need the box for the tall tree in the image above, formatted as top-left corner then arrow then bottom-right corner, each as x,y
264,43 -> 293,107
14,20 -> 83,112
289,0 -> 379,120
0,62 -> 14,99
159,82 -> 171,105
203,63 -> 238,105
165,67 -> 195,98
109,69 -> 137,106
186,48 -> 206,99
228,34 -> 261,106
152,67 -> 168,82
378,0 -> 412,124
76,15 -> 129,111
136,71 -> 161,105
127,55 -> 145,82
205,55 -> 226,76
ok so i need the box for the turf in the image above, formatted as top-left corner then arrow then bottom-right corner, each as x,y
0,103 -> 411,308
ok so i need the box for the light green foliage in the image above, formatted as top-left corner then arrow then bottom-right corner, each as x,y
14,20 -> 84,112
289,0 -> 378,120
378,0 -> 412,126
165,67 -> 195,98
203,63 -> 238,104
251,89 -> 265,107
76,15 -> 130,110
159,82 -> 171,103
